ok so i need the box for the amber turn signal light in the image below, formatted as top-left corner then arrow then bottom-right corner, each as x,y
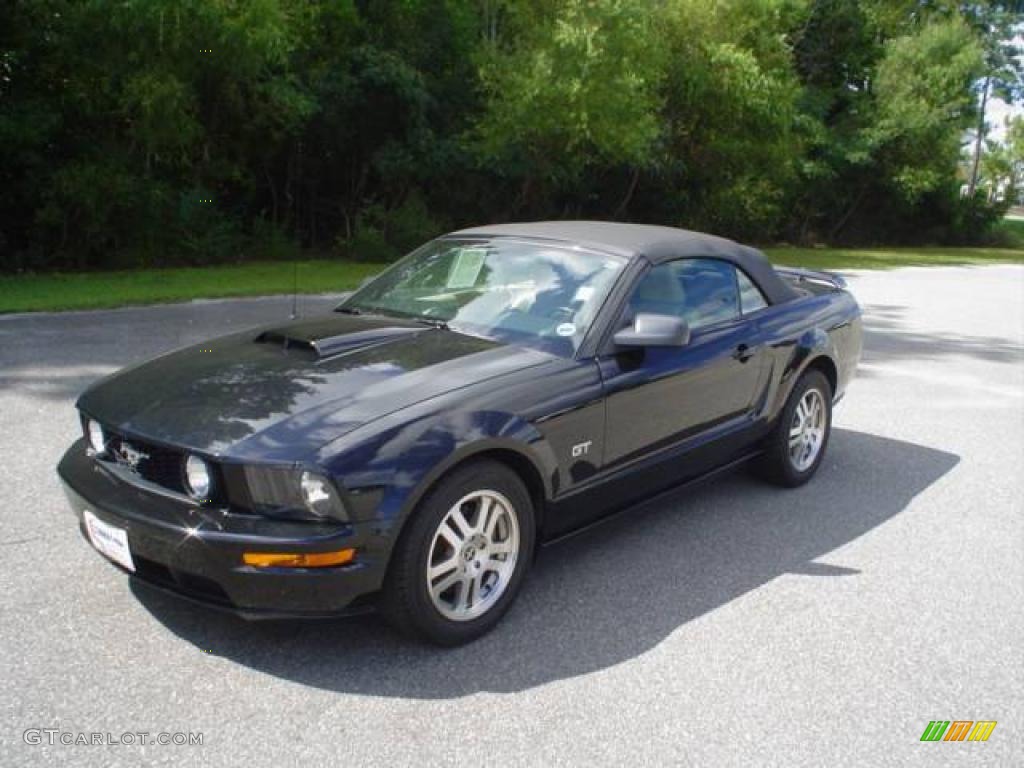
242,548 -> 356,568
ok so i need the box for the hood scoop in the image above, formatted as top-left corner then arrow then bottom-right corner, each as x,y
255,325 -> 424,360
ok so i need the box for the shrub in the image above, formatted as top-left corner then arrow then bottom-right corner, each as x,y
337,194 -> 445,262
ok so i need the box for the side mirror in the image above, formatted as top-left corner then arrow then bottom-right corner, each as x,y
613,313 -> 690,348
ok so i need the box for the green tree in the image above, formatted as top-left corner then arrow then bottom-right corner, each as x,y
981,116 -> 1024,203
0,0 -> 1018,271
650,0 -> 802,239
874,18 -> 984,203
472,0 -> 664,214
960,1 -> 1023,196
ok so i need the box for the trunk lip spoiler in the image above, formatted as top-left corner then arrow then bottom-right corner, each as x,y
774,266 -> 847,291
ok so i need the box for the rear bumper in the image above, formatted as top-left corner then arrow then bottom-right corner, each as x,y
58,440 -> 388,618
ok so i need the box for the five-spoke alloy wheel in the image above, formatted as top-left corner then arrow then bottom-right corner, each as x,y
427,490 -> 520,621
381,461 -> 535,646
788,388 -> 827,472
758,368 -> 833,487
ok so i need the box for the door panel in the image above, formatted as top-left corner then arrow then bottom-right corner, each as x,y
598,320 -> 764,467
598,257 -> 768,469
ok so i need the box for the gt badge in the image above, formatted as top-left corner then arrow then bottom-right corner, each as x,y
571,441 -> 592,458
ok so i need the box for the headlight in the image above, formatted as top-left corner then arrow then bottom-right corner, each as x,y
86,419 -> 107,455
299,471 -> 345,519
183,455 -> 212,499
240,466 -> 348,521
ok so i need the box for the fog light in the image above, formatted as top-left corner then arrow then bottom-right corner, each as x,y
184,454 -> 212,499
242,549 -> 356,568
86,419 -> 107,455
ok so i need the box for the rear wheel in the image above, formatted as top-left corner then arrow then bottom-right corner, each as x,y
758,369 -> 832,487
381,461 -> 535,646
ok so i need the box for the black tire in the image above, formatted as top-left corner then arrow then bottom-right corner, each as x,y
757,368 -> 833,487
380,460 -> 536,646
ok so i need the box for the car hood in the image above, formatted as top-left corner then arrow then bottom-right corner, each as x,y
77,313 -> 554,461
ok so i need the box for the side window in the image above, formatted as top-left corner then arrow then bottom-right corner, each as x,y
737,269 -> 768,314
628,258 -> 740,331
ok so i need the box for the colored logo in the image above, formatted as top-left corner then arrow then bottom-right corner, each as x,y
920,721 -> 997,742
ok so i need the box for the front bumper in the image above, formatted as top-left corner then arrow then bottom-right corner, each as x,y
57,440 -> 388,618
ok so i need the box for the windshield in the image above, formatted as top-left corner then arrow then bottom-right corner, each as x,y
339,237 -> 627,355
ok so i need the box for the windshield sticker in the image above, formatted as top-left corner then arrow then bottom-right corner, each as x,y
556,322 -> 577,337
447,248 -> 487,289
573,285 -> 594,303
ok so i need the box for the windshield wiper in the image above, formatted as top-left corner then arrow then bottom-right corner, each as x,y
413,317 -> 450,330
336,305 -> 449,329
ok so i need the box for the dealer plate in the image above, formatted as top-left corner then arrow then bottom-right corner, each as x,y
83,510 -> 135,572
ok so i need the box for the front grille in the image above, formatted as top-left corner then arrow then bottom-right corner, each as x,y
107,432 -> 188,493
86,421 -> 226,505
105,431 -> 189,494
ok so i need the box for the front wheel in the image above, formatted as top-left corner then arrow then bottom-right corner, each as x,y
380,461 -> 535,646
758,369 -> 832,487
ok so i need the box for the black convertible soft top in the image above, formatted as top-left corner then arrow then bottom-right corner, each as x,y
449,221 -> 798,305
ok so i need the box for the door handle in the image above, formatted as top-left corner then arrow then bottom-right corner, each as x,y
733,343 -> 755,363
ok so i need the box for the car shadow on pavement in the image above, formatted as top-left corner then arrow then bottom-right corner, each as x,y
133,428 -> 958,698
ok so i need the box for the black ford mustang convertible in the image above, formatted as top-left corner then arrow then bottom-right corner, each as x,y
59,222 -> 861,645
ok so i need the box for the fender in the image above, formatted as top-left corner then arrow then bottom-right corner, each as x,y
393,432 -> 555,527
766,327 -> 837,421
315,408 -> 556,576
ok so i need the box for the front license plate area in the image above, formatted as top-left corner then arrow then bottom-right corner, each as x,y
83,510 -> 135,572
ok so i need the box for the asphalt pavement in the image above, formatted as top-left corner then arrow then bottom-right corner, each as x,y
0,267 -> 1021,766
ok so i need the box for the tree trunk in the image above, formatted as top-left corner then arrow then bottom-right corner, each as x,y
613,167 -> 640,220
512,175 -> 533,216
968,76 -> 990,197
265,166 -> 278,224
829,182 -> 868,242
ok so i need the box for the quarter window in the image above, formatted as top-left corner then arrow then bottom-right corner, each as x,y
737,269 -> 768,314
628,258 -> 741,331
